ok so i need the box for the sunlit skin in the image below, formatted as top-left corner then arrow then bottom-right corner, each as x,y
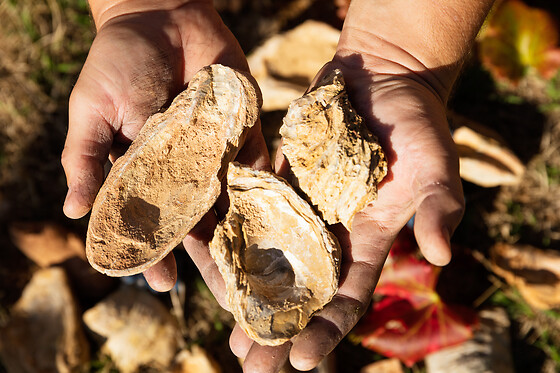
62,0 -> 494,371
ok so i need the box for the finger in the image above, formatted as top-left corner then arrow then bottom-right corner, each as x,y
182,210 -> 228,309
289,214 -> 395,371
289,262 -> 379,371
229,323 -> 253,359
242,341 -> 292,373
413,184 -> 464,266
235,120 -> 272,172
62,89 -> 114,219
215,120 -> 271,219
272,140 -> 291,179
142,252 -> 177,292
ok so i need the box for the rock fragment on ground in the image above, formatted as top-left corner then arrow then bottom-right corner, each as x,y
280,69 -> 387,230
9,221 -> 116,301
0,267 -> 89,373
209,162 -> 340,346
83,286 -> 180,373
86,64 -> 261,276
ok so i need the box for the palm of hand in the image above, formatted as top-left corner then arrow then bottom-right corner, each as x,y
62,3 -> 269,288
64,5 -> 464,372
226,56 -> 464,372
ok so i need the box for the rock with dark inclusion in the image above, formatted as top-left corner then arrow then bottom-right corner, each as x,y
280,69 -> 387,230
209,162 -> 341,346
86,64 -> 261,276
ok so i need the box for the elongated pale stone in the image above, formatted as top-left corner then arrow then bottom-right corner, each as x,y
86,65 -> 261,276
280,69 -> 387,230
209,162 -> 340,346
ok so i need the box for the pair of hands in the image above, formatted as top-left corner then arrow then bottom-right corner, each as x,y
62,1 -> 464,372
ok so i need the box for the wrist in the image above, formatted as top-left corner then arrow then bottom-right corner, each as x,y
88,0 -> 212,29
338,0 -> 494,101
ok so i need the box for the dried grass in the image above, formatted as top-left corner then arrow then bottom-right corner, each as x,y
486,109 -> 560,247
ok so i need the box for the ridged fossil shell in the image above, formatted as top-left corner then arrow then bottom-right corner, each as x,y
86,65 -> 261,276
209,162 -> 340,346
280,69 -> 387,230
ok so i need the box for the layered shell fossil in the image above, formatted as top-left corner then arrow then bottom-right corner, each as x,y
209,162 -> 340,346
279,69 -> 387,230
86,65 -> 261,276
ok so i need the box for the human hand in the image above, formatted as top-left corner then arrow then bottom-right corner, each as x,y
223,9 -> 472,373
61,0 -> 270,290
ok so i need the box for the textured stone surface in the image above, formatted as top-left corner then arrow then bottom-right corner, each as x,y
280,69 -> 387,230
86,64 -> 261,276
0,267 -> 90,373
209,163 -> 340,346
83,286 -> 180,373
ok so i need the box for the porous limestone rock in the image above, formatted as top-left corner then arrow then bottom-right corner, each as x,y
209,162 -> 340,346
280,69 -> 387,230
86,64 -> 261,276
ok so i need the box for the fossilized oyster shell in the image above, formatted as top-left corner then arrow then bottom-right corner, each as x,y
86,65 -> 261,276
280,69 -> 387,230
209,162 -> 340,346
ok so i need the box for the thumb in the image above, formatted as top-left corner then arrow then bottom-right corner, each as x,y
61,87 -> 114,219
413,184 -> 464,266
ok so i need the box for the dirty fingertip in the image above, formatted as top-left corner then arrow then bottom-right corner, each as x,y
142,253 -> 177,292
63,188 -> 92,219
243,342 -> 291,373
229,324 -> 252,359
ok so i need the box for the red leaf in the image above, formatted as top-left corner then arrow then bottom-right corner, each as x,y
358,296 -> 476,367
387,226 -> 416,258
354,236 -> 478,366
479,0 -> 560,83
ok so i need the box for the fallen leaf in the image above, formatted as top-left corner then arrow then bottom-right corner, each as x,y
453,124 -> 525,187
354,241 -> 478,367
479,0 -> 560,84
9,221 -> 86,267
387,226 -> 417,259
490,242 -> 560,310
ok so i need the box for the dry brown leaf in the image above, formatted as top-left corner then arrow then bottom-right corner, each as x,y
490,242 -> 560,310
452,118 -> 525,187
9,221 -> 86,267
